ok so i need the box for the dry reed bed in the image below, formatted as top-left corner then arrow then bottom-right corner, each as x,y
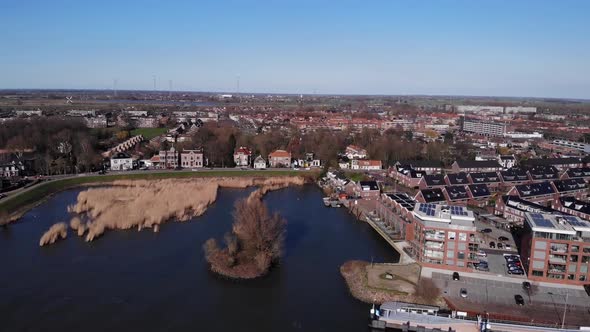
38,176 -> 305,246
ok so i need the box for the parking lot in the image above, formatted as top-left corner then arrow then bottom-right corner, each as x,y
474,215 -> 518,253
431,270 -> 590,311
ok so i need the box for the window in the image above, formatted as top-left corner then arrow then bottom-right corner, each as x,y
532,260 -> 545,269
534,251 -> 546,260
459,233 -> 467,241
567,274 -> 575,280
457,252 -> 465,260
446,250 -> 454,259
532,270 -> 543,277
580,275 -> 587,282
570,255 -> 578,263
448,232 -> 456,240
568,264 -> 577,273
534,241 -> 547,250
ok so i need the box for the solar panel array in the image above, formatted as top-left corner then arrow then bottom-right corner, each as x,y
562,215 -> 589,228
418,203 -> 436,216
449,206 -> 469,216
530,213 -> 555,228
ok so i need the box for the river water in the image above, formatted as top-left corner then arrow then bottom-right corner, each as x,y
0,185 -> 399,332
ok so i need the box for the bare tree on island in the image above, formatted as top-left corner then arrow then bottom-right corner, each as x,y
204,197 -> 286,279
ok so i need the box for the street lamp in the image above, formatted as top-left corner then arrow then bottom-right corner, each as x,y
548,290 -> 568,329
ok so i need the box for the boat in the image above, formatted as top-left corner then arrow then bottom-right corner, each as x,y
322,196 -> 341,208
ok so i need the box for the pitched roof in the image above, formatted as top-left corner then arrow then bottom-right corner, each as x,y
384,192 -> 416,211
455,160 -> 502,169
500,168 -> 529,182
419,188 -> 446,203
112,152 -> 131,159
514,181 -> 555,197
358,160 -> 382,167
502,195 -> 555,214
526,165 -> 559,180
234,146 -> 252,155
560,196 -> 590,215
566,167 -> 590,178
395,160 -> 443,168
552,178 -> 588,193
444,185 -> 469,200
468,171 -> 500,184
424,174 -> 445,186
467,184 -> 491,198
269,150 -> 291,158
521,157 -> 582,167
446,172 -> 469,185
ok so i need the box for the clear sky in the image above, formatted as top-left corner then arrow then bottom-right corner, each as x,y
1,0 -> 589,99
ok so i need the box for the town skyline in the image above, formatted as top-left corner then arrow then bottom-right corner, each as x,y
1,1 -> 589,99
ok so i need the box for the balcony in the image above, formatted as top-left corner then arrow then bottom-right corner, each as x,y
549,255 -> 567,264
550,244 -> 568,253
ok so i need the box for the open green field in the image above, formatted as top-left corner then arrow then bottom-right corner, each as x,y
0,170 -> 316,220
131,127 -> 168,139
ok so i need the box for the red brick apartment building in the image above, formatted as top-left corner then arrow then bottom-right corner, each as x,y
521,212 -> 590,285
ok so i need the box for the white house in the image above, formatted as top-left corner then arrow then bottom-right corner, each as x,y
234,147 -> 252,167
253,155 -> 267,169
351,159 -> 382,170
344,145 -> 367,159
110,152 -> 133,171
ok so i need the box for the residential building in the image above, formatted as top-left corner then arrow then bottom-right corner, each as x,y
391,165 -> 425,189
467,172 -> 501,191
460,117 -> 506,137
394,160 -> 443,174
521,212 -> 590,285
526,165 -> 559,182
344,145 -> 367,159
554,197 -> 590,221
552,178 -> 588,199
352,159 -> 382,170
466,184 -> 491,207
495,195 -> 556,225
408,203 -> 478,271
180,149 -> 204,168
498,155 -> 516,169
233,147 -> 252,167
504,106 -> 537,114
451,160 -> 502,173
521,158 -> 583,172
418,174 -> 446,189
0,161 -> 22,177
456,105 -> 504,114
443,185 -> 469,205
415,188 -> 446,204
445,172 -> 470,186
551,140 -> 590,154
110,152 -> 133,171
159,147 -> 179,169
268,150 -> 291,168
561,167 -> 590,181
356,180 -> 380,199
253,155 -> 267,169
498,168 -> 530,188
507,182 -> 556,205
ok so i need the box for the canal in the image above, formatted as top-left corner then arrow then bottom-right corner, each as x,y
0,184 -> 399,331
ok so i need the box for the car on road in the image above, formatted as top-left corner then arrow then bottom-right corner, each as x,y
480,228 -> 493,233
489,241 -> 495,248
497,243 -> 503,249
522,281 -> 531,290
505,244 -> 512,250
477,250 -> 487,257
498,236 -> 509,242
475,263 -> 489,272
460,288 -> 468,298
452,272 -> 460,281
515,294 -> 525,306
508,269 -> 524,275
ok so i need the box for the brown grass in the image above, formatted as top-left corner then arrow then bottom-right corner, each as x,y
39,222 -> 68,246
61,176 -> 304,244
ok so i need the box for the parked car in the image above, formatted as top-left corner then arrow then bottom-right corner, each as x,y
460,288 -> 468,298
498,236 -> 509,242
508,269 -> 524,275
522,281 -> 531,290
505,244 -> 512,250
497,243 -> 503,249
489,241 -> 496,248
475,264 -> 489,272
480,228 -> 493,233
452,272 -> 460,281
515,294 -> 525,306
477,250 -> 487,257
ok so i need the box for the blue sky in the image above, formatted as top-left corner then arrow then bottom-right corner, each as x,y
1,0 -> 589,98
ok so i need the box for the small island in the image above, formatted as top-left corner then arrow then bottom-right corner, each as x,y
203,194 -> 286,279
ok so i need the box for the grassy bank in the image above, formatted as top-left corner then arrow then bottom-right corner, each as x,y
0,170 -> 316,223
130,127 -> 168,139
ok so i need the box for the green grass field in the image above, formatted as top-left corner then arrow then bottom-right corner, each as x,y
131,127 -> 168,139
0,170 -> 316,218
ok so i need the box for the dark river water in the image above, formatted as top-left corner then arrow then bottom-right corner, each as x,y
0,185 -> 399,332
